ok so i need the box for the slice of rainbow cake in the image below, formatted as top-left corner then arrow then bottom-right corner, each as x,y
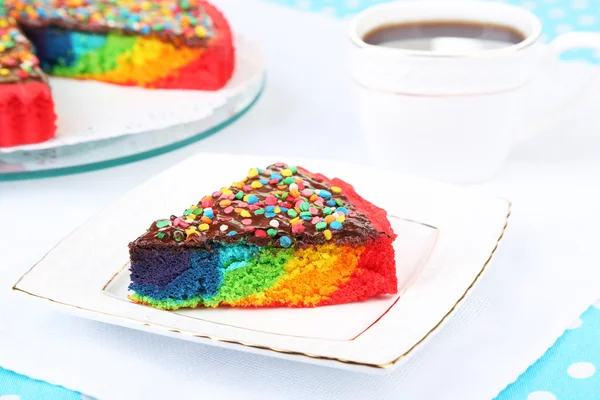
128,163 -> 397,309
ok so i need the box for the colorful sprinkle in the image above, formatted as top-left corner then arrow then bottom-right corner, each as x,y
198,223 -> 210,231
247,195 -> 259,204
240,210 -> 251,218
319,190 -> 332,199
336,207 -> 348,215
247,168 -> 259,178
173,230 -> 185,242
265,195 -> 278,206
255,229 -> 267,238
220,224 -> 228,232
155,220 -> 169,228
185,226 -> 199,236
269,220 -> 280,228
330,221 -> 343,230
280,236 -> 292,248
324,229 -> 333,240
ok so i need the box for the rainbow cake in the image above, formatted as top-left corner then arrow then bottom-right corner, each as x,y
128,163 -> 398,309
0,0 -> 234,147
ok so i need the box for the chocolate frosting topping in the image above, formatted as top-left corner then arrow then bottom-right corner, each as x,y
131,163 -> 383,249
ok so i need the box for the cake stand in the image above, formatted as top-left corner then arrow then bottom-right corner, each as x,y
0,35 -> 265,181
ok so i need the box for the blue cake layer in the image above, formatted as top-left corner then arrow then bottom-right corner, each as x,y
129,243 -> 260,302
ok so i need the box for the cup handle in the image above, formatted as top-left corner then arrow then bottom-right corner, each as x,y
518,32 -> 600,143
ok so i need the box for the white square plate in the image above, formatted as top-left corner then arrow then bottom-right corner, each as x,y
13,154 -> 510,373
103,214 -> 438,341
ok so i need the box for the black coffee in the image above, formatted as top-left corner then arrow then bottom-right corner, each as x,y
362,21 -> 526,52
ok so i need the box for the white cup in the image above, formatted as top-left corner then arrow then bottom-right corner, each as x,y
348,1 -> 600,183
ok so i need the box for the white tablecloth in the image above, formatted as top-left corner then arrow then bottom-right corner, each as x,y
1,1 -> 600,399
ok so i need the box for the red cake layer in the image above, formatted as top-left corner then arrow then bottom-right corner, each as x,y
0,81 -> 56,147
151,1 -> 235,90
330,176 -> 395,236
299,168 -> 396,237
318,235 -> 396,306
296,169 -> 398,305
318,177 -> 398,305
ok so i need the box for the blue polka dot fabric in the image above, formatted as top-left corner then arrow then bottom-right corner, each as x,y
1,1 -> 600,399
497,304 -> 600,400
0,368 -> 83,400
